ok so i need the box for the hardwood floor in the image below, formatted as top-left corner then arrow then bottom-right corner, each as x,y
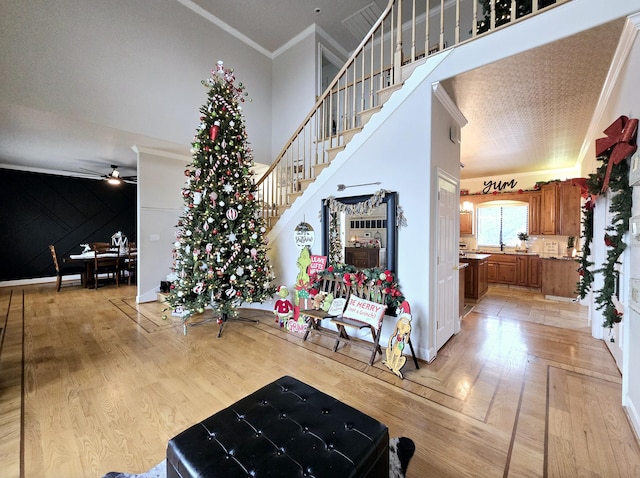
1,283 -> 639,477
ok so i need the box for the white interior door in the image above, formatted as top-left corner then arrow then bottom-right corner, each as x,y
436,172 -> 459,350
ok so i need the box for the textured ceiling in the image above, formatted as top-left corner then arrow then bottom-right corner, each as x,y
443,20 -> 625,179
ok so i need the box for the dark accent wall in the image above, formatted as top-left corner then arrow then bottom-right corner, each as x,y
0,169 -> 136,281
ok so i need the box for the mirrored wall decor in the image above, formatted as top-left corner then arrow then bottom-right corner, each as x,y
321,191 -> 398,273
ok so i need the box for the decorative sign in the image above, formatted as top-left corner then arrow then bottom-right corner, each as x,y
482,179 -> 518,194
308,255 -> 327,276
543,241 -> 559,255
343,295 -> 387,328
327,297 -> 347,316
286,316 -> 308,336
294,221 -> 315,249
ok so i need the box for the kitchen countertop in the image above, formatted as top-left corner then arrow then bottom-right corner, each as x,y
470,250 -> 538,256
459,253 -> 491,260
460,251 -> 577,260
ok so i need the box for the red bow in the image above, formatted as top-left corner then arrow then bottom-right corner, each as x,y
571,177 -> 591,199
595,116 -> 638,193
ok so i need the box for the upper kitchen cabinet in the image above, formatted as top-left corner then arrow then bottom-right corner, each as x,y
460,198 -> 474,235
528,191 -> 541,235
539,181 -> 581,236
460,210 -> 473,235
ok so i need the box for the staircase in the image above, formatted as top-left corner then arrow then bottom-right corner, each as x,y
255,0 -> 570,230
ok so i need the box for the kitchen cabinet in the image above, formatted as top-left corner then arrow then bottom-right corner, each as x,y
517,256 -> 528,286
557,181 -> 581,236
460,254 -> 489,302
460,211 -> 473,235
528,256 -> 541,288
344,247 -> 379,269
540,181 -> 581,236
459,263 -> 468,318
488,254 -> 541,288
488,254 -> 517,285
528,191 -> 541,235
541,258 -> 579,298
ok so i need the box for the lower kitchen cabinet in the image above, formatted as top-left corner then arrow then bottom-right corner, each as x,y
541,258 -> 579,298
489,254 -> 541,289
460,255 -> 489,302
528,256 -> 541,288
488,254 -> 517,285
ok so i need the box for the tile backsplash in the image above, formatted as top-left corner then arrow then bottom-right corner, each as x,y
459,235 -> 579,258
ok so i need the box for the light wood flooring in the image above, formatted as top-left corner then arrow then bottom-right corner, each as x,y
1,282 -> 639,477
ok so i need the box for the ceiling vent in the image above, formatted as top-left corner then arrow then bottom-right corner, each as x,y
342,2 -> 383,40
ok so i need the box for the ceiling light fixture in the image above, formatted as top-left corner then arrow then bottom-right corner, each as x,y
106,165 -> 123,185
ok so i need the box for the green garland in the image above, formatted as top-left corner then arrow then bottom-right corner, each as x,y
578,155 -> 632,329
576,197 -> 594,299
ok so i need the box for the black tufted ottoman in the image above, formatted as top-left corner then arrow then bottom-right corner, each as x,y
166,375 -> 389,477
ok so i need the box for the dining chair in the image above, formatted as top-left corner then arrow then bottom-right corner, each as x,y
123,242 -> 137,285
91,243 -> 120,289
49,244 -> 86,292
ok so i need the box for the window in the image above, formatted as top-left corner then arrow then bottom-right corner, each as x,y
476,201 -> 528,247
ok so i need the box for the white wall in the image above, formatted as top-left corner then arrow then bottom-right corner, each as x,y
265,55 -> 450,361
581,14 -> 640,436
271,29 -> 318,160
135,147 -> 190,303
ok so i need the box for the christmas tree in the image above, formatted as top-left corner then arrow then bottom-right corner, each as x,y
476,0 -> 556,34
165,61 -> 275,331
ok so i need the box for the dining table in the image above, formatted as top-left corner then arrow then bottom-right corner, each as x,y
64,249 -> 122,288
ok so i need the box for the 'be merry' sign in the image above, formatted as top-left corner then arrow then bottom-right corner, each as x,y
343,295 -> 387,328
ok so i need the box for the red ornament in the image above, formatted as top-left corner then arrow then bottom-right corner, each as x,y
210,121 -> 221,141
604,234 -> 616,248
584,198 -> 595,211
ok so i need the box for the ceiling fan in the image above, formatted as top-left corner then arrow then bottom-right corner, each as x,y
101,165 -> 137,185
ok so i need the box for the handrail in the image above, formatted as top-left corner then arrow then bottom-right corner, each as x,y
256,0 -> 569,229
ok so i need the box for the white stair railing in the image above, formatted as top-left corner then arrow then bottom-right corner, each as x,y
256,0 -> 570,228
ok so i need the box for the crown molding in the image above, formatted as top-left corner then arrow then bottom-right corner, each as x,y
432,81 -> 468,127
176,0 -> 271,58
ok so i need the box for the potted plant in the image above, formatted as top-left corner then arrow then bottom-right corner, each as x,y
517,232 -> 529,250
